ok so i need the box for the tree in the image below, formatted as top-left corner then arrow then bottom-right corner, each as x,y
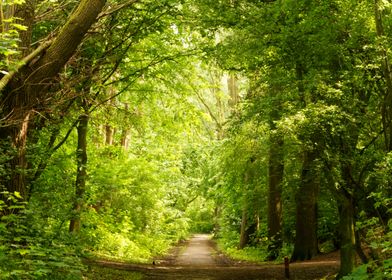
0,0 -> 106,200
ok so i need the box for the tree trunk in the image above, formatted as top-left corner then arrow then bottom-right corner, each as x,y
0,113 -> 32,200
69,114 -> 89,233
239,205 -> 249,249
355,229 -> 368,264
291,150 -> 319,261
337,193 -> 356,279
228,74 -> 239,108
120,103 -> 130,149
0,1 -> 36,201
14,1 -> 35,57
374,0 -> 392,151
105,125 -> 114,145
267,133 -> 284,259
239,158 -> 259,249
213,205 -> 221,236
1,4 -> 16,32
239,201 -> 259,249
120,129 -> 129,148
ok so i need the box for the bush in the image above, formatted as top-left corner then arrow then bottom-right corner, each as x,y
342,259 -> 392,280
0,192 -> 85,280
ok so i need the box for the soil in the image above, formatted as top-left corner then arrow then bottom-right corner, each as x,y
91,234 -> 340,279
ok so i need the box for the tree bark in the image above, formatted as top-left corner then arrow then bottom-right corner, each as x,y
239,199 -> 259,249
239,158 -> 259,249
0,1 -> 36,200
14,0 -> 35,57
355,229 -> 368,264
1,4 -> 15,32
291,150 -> 319,261
120,103 -> 130,149
267,133 -> 284,259
228,74 -> 239,108
105,125 -> 114,145
374,0 -> 392,151
69,114 -> 89,233
337,193 -> 356,279
213,206 -> 221,236
27,0 -> 106,88
120,129 -> 129,148
239,205 -> 249,249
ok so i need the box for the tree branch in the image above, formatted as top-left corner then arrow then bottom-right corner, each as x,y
98,0 -> 139,19
0,40 -> 52,92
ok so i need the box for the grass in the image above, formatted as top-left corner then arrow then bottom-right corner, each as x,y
224,246 -> 268,263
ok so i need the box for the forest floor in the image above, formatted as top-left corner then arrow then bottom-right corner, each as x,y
88,234 -> 340,280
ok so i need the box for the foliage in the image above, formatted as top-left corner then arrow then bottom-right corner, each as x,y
0,192 -> 85,280
186,197 -> 215,233
342,258 -> 392,280
0,0 -> 27,71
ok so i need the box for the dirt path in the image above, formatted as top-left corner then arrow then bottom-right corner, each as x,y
90,234 -> 340,279
175,234 -> 217,266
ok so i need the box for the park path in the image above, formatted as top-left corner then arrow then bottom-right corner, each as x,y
175,234 -> 217,266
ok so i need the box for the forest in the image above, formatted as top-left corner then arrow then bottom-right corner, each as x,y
0,0 -> 391,279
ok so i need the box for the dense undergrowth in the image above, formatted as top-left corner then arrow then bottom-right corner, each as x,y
0,192 -> 191,279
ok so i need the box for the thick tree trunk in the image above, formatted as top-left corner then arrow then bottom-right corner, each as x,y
291,150 -> 319,261
0,1 -> 36,201
337,193 -> 356,279
0,113 -> 32,199
14,1 -> 35,57
1,4 -> 16,32
267,133 -> 284,259
26,0 -> 106,88
69,114 -> 89,233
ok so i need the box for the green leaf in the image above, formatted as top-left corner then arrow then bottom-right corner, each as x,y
10,23 -> 27,31
13,191 -> 23,199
